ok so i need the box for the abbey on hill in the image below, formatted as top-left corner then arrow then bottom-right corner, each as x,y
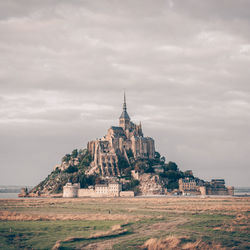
27,93 -> 234,197
87,93 -> 155,177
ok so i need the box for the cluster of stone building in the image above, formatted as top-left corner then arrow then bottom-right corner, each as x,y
178,177 -> 234,196
63,181 -> 134,198
61,95 -> 234,198
63,177 -> 234,198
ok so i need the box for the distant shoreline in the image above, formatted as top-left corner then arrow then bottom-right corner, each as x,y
1,193 -> 250,199
0,189 -> 21,193
0,193 -> 19,199
0,186 -> 250,199
0,186 -> 33,194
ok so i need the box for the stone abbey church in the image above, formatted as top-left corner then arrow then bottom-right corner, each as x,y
87,94 -> 155,177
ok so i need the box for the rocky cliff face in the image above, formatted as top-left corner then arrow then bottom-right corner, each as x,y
53,158 -> 79,171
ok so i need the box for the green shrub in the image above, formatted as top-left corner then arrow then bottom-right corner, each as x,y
71,149 -> 78,158
164,161 -> 178,171
62,154 -> 71,162
123,179 -> 140,191
118,156 -> 129,171
65,165 -> 78,173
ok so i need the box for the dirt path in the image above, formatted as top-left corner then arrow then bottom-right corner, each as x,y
82,217 -> 189,250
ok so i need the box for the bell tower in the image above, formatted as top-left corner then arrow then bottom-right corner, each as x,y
119,92 -> 130,130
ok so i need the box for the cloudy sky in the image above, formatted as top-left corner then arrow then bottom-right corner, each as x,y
0,0 -> 249,187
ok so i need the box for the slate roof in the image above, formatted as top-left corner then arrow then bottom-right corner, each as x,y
119,110 -> 130,120
110,126 -> 126,137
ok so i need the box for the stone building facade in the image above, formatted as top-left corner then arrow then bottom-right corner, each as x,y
178,178 -> 234,196
179,178 -> 199,194
206,179 -> 234,195
87,93 -> 155,177
94,183 -> 122,197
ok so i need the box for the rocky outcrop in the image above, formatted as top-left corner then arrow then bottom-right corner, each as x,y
54,158 -> 80,171
18,187 -> 28,197
139,173 -> 167,195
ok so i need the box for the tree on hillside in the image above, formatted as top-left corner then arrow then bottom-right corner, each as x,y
155,151 -> 161,159
160,156 -> 166,164
118,156 -> 130,175
71,149 -> 78,158
79,151 -> 92,168
65,165 -> 78,173
62,154 -> 71,162
164,161 -> 178,171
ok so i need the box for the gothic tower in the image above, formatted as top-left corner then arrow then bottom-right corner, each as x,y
119,92 -> 130,130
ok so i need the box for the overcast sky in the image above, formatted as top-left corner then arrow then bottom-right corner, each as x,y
0,0 -> 249,187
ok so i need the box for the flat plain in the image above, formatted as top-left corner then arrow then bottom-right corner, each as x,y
0,196 -> 249,249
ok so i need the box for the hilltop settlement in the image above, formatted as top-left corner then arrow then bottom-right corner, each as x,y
23,94 -> 234,198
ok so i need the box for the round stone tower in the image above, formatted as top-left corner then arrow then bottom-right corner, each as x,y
63,183 -> 80,198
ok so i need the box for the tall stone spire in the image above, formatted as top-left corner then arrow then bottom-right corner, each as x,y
123,91 -> 127,112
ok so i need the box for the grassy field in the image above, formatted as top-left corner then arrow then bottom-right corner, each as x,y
0,197 -> 249,249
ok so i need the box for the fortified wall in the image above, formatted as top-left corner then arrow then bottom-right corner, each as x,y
62,182 -> 134,198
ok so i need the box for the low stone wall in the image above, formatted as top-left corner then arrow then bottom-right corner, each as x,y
78,189 -> 96,197
120,191 -> 134,197
78,189 -> 120,197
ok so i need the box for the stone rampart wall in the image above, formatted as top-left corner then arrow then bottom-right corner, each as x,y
78,189 -> 96,197
120,191 -> 135,197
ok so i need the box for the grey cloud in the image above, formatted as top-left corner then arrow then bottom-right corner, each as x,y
174,0 -> 250,21
0,0 -> 249,186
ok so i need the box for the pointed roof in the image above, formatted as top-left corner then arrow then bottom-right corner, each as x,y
119,92 -> 130,120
